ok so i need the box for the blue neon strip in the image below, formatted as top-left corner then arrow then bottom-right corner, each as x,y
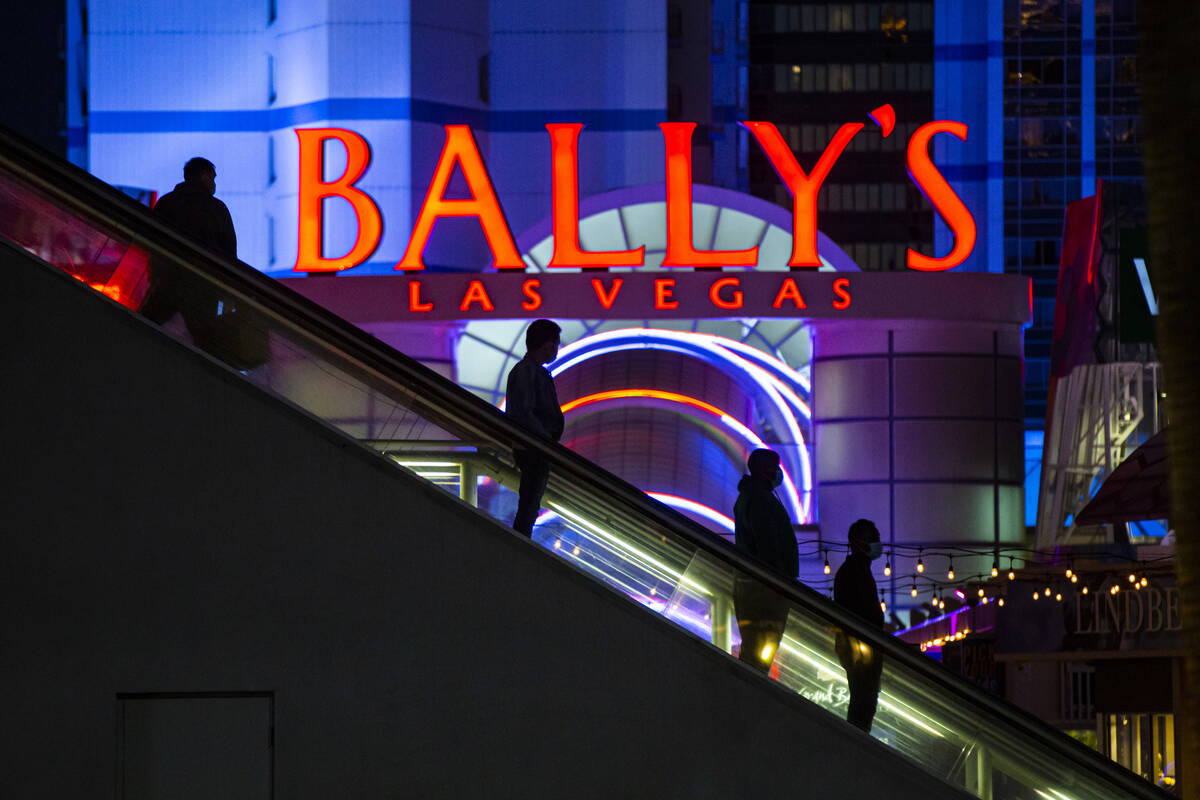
88,99 -> 662,135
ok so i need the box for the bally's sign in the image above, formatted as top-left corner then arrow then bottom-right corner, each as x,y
293,104 -> 976,275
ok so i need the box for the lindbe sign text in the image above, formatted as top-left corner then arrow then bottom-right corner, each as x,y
293,104 -> 978,274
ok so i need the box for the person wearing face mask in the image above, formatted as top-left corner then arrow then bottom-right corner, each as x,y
834,518 -> 885,733
732,448 -> 798,673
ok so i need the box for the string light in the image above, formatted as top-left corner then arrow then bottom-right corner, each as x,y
977,587 -> 985,598
880,590 -> 887,613
884,554 -> 892,577
916,549 -> 924,573
947,558 -> 955,581
1043,587 -> 1051,597
1128,573 -> 1136,583
998,597 -> 1005,607
1065,567 -> 1073,578
1141,577 -> 1149,587
1070,573 -> 1078,583
1082,585 -> 1089,595
1055,592 -> 1063,602
1033,590 -> 1040,600
991,560 -> 999,578
823,550 -> 830,575
910,580 -> 918,598
1007,557 -> 1015,580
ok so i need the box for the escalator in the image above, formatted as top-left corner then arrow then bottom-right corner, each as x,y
0,126 -> 1170,800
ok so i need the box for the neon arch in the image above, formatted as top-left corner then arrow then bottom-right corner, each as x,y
551,329 -> 812,521
560,388 -> 804,520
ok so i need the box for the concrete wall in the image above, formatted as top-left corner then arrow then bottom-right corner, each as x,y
1,248 -> 968,799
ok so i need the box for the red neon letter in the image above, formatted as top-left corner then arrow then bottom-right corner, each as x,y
654,278 -> 679,310
772,278 -> 807,310
409,280 -> 433,312
660,123 -> 758,267
399,125 -> 523,271
905,121 -> 977,271
460,279 -> 495,311
547,124 -> 645,268
709,277 -> 743,310
832,277 -> 851,310
591,278 -> 624,310
295,128 -> 382,272
742,121 -> 862,268
522,279 -> 542,311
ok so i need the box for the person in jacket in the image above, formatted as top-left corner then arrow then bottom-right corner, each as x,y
732,448 -> 798,672
141,157 -> 237,344
833,518 -> 885,733
505,319 -> 564,536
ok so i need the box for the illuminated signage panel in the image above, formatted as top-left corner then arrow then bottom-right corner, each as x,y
294,104 -> 978,274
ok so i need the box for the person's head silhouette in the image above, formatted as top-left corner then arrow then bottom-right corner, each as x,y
848,519 -> 882,560
183,157 -> 217,195
525,319 -> 561,364
746,448 -> 781,486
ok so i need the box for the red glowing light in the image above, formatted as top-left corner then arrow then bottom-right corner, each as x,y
660,122 -> 758,268
398,125 -> 523,271
772,278 -> 807,310
654,277 -> 679,310
591,277 -> 624,310
295,128 -> 382,272
521,278 -> 542,310
547,124 -> 645,269
869,103 -> 896,137
708,276 -> 743,310
743,120 -> 862,268
905,121 -> 976,271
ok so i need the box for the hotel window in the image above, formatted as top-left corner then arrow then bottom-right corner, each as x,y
830,4 -> 853,32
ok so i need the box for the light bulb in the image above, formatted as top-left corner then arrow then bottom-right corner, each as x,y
917,557 -> 925,573
1043,587 -> 1051,596
1065,568 -> 1073,578
947,567 -> 955,580
978,587 -> 985,597
911,584 -> 918,598
998,598 -> 1005,607
1070,574 -> 1078,583
1008,570 -> 1015,580
1128,573 -> 1136,583
1082,586 -> 1089,595
1055,593 -> 1062,602
1141,577 -> 1148,587
991,562 -> 999,578
884,556 -> 892,577
1033,591 -> 1040,600
880,600 -> 887,612
824,561 -> 831,575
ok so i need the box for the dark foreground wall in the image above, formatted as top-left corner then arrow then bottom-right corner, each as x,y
1,247 -> 967,799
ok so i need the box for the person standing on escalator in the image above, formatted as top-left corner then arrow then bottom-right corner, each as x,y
834,519 -> 885,734
505,319 -> 563,537
732,448 -> 798,673
141,157 -> 237,344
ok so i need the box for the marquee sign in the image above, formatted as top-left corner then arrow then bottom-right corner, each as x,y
282,271 -> 1033,324
293,104 -> 978,275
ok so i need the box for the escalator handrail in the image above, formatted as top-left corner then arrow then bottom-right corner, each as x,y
0,125 -> 1168,799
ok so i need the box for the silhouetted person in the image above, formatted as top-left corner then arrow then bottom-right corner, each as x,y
141,157 -> 236,343
506,320 -> 563,536
834,518 -> 885,733
732,448 -> 798,673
